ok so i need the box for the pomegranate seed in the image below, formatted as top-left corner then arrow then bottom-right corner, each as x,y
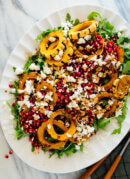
19,96 -> 24,101
72,116 -> 75,120
9,150 -> 13,155
9,83 -> 13,88
67,109 -> 70,113
4,154 -> 9,159
12,103 -> 15,107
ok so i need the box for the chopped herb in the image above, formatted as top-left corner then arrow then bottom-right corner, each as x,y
102,100 -> 108,107
13,67 -> 16,72
102,78 -> 109,85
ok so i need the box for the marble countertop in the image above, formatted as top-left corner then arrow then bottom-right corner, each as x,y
0,0 -> 129,178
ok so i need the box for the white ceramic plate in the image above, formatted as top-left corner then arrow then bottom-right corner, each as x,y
0,5 -> 130,173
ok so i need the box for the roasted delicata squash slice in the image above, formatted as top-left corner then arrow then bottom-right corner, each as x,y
37,121 -> 66,149
95,92 -> 118,118
69,20 -> 98,40
18,72 -> 42,93
46,40 -> 73,66
39,30 -> 66,59
117,47 -> 124,63
36,81 -> 58,106
102,73 -> 117,91
47,109 -> 76,141
112,75 -> 130,99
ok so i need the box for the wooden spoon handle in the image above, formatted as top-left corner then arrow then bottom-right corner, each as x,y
104,155 -> 121,179
80,155 -> 108,179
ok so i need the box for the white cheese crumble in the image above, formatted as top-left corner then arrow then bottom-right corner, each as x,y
43,63 -> 52,74
15,68 -> 23,75
36,91 -> 43,99
33,114 -> 40,120
45,110 -> 52,118
49,36 -> 56,42
45,94 -> 53,101
29,63 -> 40,71
67,66 -> 73,71
66,133 -> 71,137
84,35 -> 91,41
77,38 -> 86,44
47,124 -> 51,129
66,76 -> 76,82
115,109 -> 122,117
54,54 -> 61,61
97,113 -> 104,119
24,80 -> 34,94
61,21 -> 73,35
40,71 -> 46,80
67,101 -> 78,108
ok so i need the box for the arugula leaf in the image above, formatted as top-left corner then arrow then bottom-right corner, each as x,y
122,61 -> 130,74
124,48 -> 130,60
80,143 -> 83,152
98,117 -> 111,129
12,81 -> 19,90
87,11 -> 103,21
117,36 -> 130,45
65,13 -> 79,26
13,67 -> 16,72
66,13 -> 72,23
73,18 -> 80,26
31,144 -> 35,152
23,57 -> 32,74
7,101 -> 29,139
102,78 -> 109,85
102,100 -> 108,107
112,96 -> 129,134
93,119 -> 98,132
35,27 -> 63,41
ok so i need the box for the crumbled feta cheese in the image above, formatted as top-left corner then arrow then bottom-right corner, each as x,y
49,36 -> 56,42
45,110 -> 52,118
90,94 -> 96,98
66,133 -> 71,137
75,145 -> 80,150
97,113 -> 104,119
67,101 -> 78,108
66,76 -> 76,82
54,54 -> 61,61
40,102 -> 48,107
47,124 -> 51,129
43,63 -> 52,74
45,94 -> 53,101
41,71 -> 47,79
67,66 -> 73,71
17,89 -> 24,94
37,76 -> 42,82
84,35 -> 91,41
29,63 -> 40,71
33,114 -> 40,120
115,109 -> 122,117
46,79 -> 54,86
36,91 -> 43,99
18,95 -> 33,109
87,126 -> 94,133
108,100 -> 114,105
24,80 -> 34,94
15,68 -> 23,75
59,50 -> 63,56
77,38 -> 86,44
61,21 -> 73,34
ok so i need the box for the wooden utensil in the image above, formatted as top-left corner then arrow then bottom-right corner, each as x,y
80,154 -> 109,179
104,137 -> 130,179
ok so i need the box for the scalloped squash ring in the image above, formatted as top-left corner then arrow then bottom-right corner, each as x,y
69,20 -> 98,40
39,30 -> 66,59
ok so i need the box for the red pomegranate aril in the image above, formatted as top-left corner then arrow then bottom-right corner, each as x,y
19,96 -> 24,101
12,103 -> 15,107
72,116 -> 75,120
4,154 -> 9,159
9,83 -> 13,88
9,150 -> 13,155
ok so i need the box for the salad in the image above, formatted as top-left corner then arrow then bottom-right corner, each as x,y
7,11 -> 130,158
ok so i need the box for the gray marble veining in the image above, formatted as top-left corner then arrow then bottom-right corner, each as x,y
0,0 -> 129,178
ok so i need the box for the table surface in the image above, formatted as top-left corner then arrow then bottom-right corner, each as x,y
0,0 -> 129,178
